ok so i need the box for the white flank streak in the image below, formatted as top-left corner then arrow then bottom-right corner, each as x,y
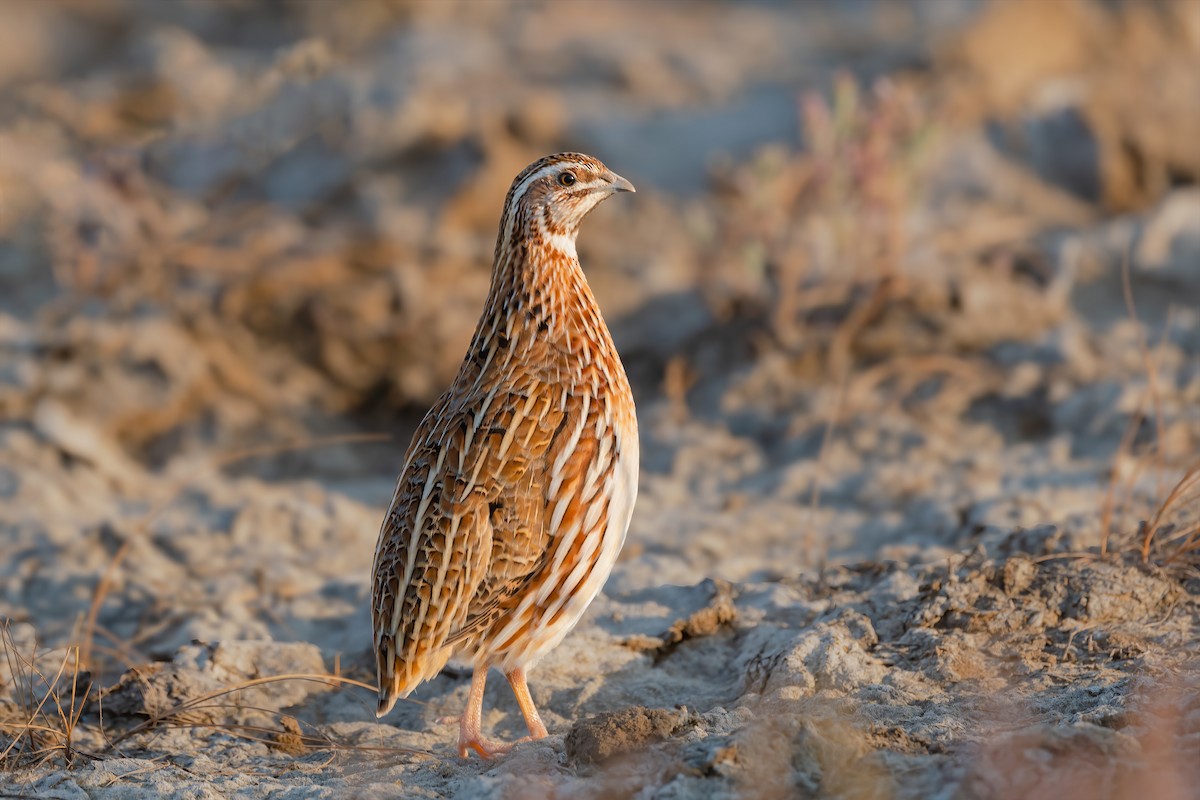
432,514 -> 462,620
514,438 -> 637,666
569,442 -> 635,614
522,391 -> 541,416
549,494 -> 572,542
557,543 -> 595,602
519,392 -> 542,449
464,452 -> 488,502
473,383 -> 502,431
608,432 -> 639,559
557,431 -> 636,608
581,481 -> 607,532
496,405 -> 523,461
390,594 -> 404,638
459,414 -> 482,470
434,437 -> 450,477
492,615 -> 522,651
582,429 -> 612,498
594,428 -> 612,463
401,452 -> 443,597
549,394 -> 590,498
541,517 -> 582,603
407,511 -> 459,657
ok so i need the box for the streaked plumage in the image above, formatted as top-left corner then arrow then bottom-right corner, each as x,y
371,153 -> 639,758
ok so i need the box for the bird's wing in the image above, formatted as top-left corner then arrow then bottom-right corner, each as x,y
372,373 -> 571,705
372,394 -> 495,715
440,378 -> 568,647
373,366 -> 615,707
446,383 -> 612,650
441,463 -> 547,649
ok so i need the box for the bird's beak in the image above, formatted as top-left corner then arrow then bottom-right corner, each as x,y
605,171 -> 636,193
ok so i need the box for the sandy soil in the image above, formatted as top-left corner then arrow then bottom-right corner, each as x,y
2,1 -> 1199,797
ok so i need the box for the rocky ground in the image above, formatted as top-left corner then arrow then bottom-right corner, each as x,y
1,1 -> 1199,798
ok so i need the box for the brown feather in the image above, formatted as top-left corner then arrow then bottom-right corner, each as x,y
370,154 -> 639,740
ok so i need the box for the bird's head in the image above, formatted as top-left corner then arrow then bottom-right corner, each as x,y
498,153 -> 634,258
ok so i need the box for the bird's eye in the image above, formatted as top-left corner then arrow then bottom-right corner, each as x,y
558,172 -> 577,187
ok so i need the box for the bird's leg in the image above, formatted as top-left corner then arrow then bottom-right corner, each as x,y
505,666 -> 549,740
457,666 -> 511,759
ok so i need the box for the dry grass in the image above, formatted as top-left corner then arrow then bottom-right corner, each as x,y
2,619 -> 438,774
0,621 -> 92,769
704,74 -> 942,567
702,73 -> 936,357
99,672 -> 434,762
1146,463 -> 1200,563
1098,253 -> 1198,564
1,431 -> 413,777
1099,454 -> 1200,562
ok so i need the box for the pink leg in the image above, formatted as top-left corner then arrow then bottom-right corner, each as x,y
457,666 -> 511,759
505,667 -> 549,740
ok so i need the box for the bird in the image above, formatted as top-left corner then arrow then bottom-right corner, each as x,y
370,153 -> 639,759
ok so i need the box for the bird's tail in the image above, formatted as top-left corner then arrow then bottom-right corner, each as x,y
375,641 -> 453,718
375,639 -> 409,718
376,686 -> 401,718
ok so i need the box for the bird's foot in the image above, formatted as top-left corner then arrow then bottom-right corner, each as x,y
456,731 -> 548,759
456,734 -> 515,760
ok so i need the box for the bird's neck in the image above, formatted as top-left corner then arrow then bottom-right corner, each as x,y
493,232 -> 580,290
486,234 -> 594,329
492,205 -> 579,285
464,232 -> 615,381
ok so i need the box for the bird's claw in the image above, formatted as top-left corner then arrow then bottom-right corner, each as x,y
457,735 -> 515,759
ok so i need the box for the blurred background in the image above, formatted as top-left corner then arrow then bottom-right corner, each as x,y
1,0 -> 1199,650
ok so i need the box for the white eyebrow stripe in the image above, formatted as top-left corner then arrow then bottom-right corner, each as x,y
498,158 -> 591,257
500,165 -> 556,253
